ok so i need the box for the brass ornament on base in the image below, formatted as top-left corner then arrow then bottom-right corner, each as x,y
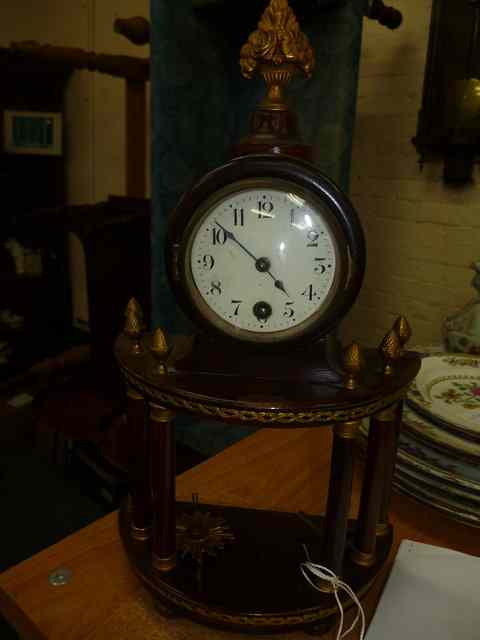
343,342 -> 363,390
130,523 -> 152,543
150,328 -> 170,375
124,298 -> 145,354
176,507 -> 235,564
393,315 -> 412,353
126,384 -> 143,401
152,553 -> 177,574
350,547 -> 377,569
379,328 -> 401,375
334,420 -> 360,440
375,522 -> 393,538
374,404 -> 398,423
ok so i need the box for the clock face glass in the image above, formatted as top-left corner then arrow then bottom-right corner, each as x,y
185,179 -> 343,342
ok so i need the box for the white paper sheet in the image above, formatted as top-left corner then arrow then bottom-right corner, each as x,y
366,540 -> 480,639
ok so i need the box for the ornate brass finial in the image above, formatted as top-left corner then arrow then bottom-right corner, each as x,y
343,342 -> 363,390
379,329 -> 401,375
393,315 -> 412,353
150,327 -> 169,375
124,298 -> 144,354
240,0 -> 314,109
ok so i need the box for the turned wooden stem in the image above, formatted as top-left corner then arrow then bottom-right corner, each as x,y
150,404 -> 176,572
323,421 -> 358,576
125,386 -> 151,539
352,407 -> 393,566
8,41 -> 149,81
377,402 -> 403,535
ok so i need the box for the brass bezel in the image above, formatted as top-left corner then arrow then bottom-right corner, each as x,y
180,177 -> 348,344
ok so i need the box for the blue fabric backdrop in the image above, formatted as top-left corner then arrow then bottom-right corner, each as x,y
151,0 -> 365,456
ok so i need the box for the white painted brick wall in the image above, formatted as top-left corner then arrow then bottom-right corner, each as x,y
341,0 -> 479,348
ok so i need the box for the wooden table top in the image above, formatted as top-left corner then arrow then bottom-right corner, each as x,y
1,427 -> 478,640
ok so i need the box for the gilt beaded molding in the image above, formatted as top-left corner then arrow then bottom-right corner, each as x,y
120,366 -> 406,426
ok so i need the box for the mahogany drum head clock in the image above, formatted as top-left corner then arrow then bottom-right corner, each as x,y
115,2 -> 422,635
166,154 -> 365,346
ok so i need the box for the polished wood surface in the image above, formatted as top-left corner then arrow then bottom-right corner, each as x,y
323,424 -> 357,575
1,427 -> 478,640
126,388 -> 151,535
117,332 -> 420,428
6,42 -> 149,81
353,413 -> 390,563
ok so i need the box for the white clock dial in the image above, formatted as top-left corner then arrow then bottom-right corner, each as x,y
186,181 -> 341,342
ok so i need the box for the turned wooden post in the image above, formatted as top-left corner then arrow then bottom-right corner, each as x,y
376,401 -> 403,536
323,420 -> 359,576
150,403 -> 177,572
351,405 -> 395,566
125,385 -> 152,540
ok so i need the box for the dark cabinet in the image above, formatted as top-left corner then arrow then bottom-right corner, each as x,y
0,53 -> 72,379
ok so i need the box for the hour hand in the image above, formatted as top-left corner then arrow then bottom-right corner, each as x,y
214,220 -> 258,263
274,279 -> 289,297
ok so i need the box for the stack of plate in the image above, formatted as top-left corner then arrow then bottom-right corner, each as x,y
358,347 -> 480,527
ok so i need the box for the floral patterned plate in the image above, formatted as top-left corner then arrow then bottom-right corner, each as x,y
402,404 -> 480,464
358,420 -> 480,494
407,354 -> 480,442
395,458 -> 480,506
393,474 -> 480,528
356,432 -> 480,526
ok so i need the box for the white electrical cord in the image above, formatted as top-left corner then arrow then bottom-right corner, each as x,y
300,548 -> 366,640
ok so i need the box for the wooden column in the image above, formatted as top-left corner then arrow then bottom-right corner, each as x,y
377,401 -> 403,537
126,385 -> 151,541
351,405 -> 395,567
150,403 -> 176,572
323,420 -> 358,576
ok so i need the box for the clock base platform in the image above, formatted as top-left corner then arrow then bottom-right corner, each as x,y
119,500 -> 392,634
169,334 -> 344,385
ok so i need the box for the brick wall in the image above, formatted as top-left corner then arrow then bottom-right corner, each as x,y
341,0 -> 479,348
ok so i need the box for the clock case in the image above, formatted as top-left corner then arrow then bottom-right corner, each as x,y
165,153 -> 366,384
164,7 -> 365,384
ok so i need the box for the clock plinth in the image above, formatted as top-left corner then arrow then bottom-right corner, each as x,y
119,501 -> 393,634
114,319 -> 421,633
166,332 -> 344,386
